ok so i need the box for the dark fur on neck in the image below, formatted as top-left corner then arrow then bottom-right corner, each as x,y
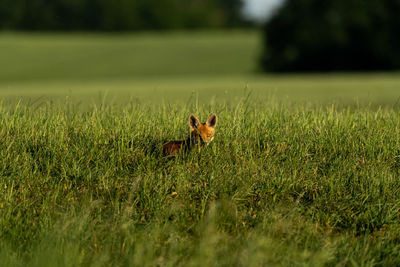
162,132 -> 205,156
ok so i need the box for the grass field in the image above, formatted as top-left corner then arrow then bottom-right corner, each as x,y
1,31 -> 400,105
1,32 -> 400,266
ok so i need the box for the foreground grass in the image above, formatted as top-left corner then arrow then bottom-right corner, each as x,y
1,99 -> 400,266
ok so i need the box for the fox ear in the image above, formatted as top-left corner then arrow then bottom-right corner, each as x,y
206,114 -> 217,128
189,114 -> 200,129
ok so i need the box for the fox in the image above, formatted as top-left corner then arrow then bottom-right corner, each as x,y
163,114 -> 218,157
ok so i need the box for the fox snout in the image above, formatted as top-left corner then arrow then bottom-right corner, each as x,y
189,113 -> 217,144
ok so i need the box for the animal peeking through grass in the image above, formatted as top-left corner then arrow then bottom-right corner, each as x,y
163,114 -> 217,157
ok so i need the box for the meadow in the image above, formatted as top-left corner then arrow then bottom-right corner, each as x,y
1,31 -> 400,266
1,31 -> 400,105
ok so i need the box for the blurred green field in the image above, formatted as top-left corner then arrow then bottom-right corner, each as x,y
0,31 -> 258,82
1,31 -> 400,105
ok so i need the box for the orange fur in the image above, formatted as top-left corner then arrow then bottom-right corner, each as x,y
163,114 -> 217,157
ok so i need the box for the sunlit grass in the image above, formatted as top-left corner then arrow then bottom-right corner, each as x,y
1,31 -> 400,266
1,98 -> 400,266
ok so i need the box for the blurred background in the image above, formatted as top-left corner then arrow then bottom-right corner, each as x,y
0,0 -> 399,105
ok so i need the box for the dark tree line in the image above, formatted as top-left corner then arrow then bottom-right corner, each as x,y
261,0 -> 400,71
0,0 -> 247,31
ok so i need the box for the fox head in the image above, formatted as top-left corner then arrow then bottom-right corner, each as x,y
189,114 -> 217,145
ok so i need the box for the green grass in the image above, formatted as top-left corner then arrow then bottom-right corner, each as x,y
1,32 -> 400,105
1,31 -> 400,266
0,31 -> 259,82
1,100 -> 400,266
